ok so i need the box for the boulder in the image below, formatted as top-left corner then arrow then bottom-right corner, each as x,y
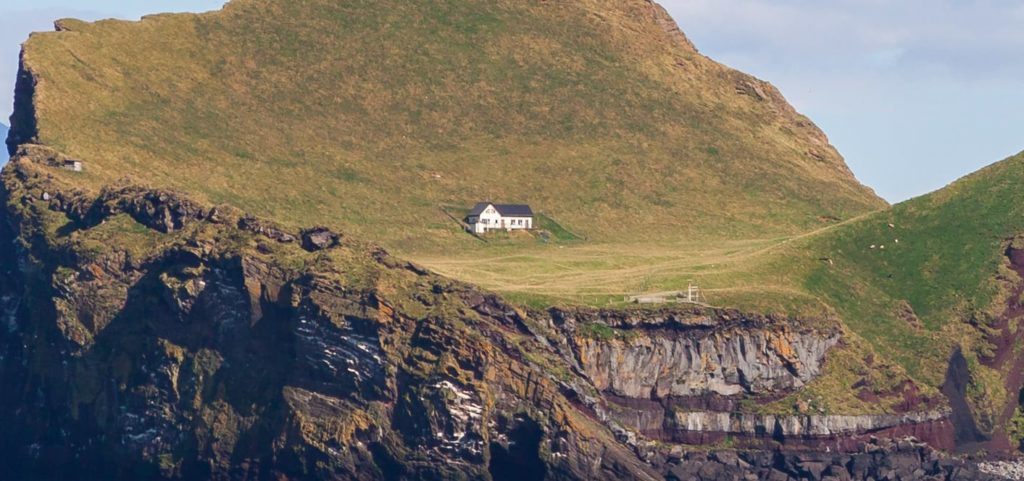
301,226 -> 341,251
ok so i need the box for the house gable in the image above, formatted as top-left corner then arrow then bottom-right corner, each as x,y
467,202 -> 494,217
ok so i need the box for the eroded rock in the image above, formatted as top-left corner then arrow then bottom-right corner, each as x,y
301,226 -> 341,251
572,323 -> 839,398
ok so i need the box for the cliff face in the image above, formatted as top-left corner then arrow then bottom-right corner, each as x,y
0,148 -> 662,480
4,54 -> 36,156
543,308 -> 959,452
660,439 -> 1002,481
572,324 -> 838,398
0,147 -> 975,480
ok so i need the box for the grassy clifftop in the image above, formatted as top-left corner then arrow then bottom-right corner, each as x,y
11,0 -> 882,257
801,152 -> 1024,386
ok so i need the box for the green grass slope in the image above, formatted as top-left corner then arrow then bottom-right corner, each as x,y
721,151 -> 1024,421
799,152 -> 1024,382
13,0 -> 882,261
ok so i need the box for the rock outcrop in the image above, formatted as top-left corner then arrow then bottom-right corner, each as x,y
572,324 -> 838,397
545,308 -> 961,451
0,153 -> 664,480
2,0 -> 1020,477
5,53 -> 38,156
659,438 -> 1001,481
301,226 -> 342,252
668,410 -> 955,450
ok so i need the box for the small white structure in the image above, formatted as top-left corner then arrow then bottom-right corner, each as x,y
62,159 -> 83,172
683,283 -> 707,304
466,202 -> 534,234
627,284 -> 708,305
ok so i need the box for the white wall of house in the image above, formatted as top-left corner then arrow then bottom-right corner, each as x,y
502,216 -> 533,230
468,205 -> 533,233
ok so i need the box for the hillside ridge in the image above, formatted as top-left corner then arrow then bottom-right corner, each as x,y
6,0 -> 883,252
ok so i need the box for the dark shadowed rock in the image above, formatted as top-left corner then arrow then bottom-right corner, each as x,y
238,215 -> 297,243
301,226 -> 341,251
660,440 -> 1003,481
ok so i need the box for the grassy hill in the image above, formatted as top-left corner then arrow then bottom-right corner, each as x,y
795,152 -> 1024,428
11,0 -> 881,263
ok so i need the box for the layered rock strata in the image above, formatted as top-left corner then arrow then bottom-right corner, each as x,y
572,324 -> 838,397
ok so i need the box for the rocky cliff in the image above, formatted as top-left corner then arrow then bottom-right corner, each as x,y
541,307 -> 960,451
660,438 -> 1002,481
572,321 -> 838,398
0,147 -> 987,480
0,148 -> 665,480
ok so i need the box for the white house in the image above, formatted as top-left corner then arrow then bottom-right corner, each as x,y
466,202 -> 534,234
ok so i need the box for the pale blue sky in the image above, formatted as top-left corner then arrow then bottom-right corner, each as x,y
2,1 -> 1022,202
661,0 -> 1024,202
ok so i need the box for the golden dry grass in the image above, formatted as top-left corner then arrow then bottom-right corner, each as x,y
20,0 -> 882,258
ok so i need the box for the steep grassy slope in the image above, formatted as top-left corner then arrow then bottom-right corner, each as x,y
8,0 -> 882,261
796,152 -> 1024,436
760,152 -> 1018,374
